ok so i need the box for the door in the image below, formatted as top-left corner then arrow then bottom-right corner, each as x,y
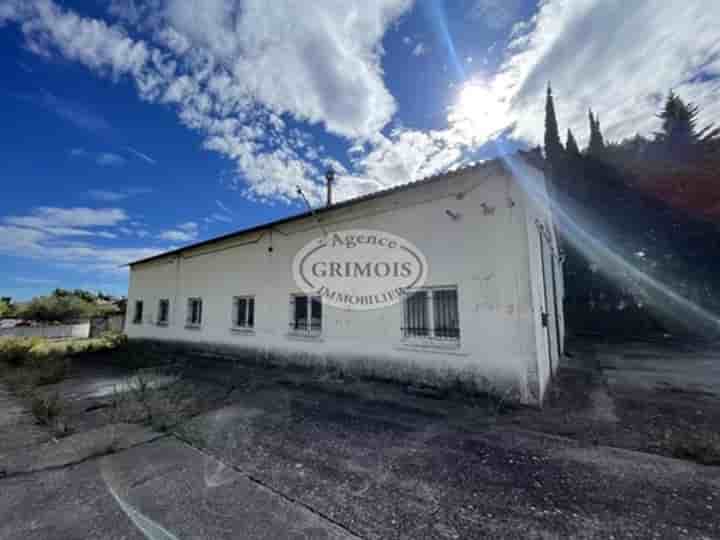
538,229 -> 557,373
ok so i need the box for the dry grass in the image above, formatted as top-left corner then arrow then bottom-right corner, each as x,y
105,370 -> 200,432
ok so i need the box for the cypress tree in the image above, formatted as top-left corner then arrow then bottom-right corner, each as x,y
566,128 -> 580,156
544,83 -> 564,165
587,109 -> 605,156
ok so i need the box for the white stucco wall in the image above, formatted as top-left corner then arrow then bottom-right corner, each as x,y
126,160 -> 558,404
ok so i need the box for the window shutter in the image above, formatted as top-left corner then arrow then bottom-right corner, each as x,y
232,297 -> 239,326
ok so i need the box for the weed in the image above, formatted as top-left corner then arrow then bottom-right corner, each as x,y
31,392 -> 62,425
664,428 -> 720,465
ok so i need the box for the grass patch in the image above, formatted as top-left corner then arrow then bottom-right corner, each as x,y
0,333 -> 129,392
106,370 -> 200,432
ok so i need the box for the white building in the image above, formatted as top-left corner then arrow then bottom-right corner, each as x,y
125,152 -> 564,404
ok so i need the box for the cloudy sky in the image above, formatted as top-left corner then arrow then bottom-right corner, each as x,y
1,0 -> 719,299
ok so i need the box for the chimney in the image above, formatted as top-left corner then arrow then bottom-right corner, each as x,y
325,167 -> 335,207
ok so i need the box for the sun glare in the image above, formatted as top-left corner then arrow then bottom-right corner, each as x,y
450,81 -> 508,141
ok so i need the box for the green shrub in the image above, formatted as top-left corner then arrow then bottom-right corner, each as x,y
0,337 -> 43,366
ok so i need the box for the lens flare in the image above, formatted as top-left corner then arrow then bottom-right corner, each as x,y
498,151 -> 720,336
448,81 -> 510,144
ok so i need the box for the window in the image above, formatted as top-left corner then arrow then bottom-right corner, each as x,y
290,294 -> 321,335
157,299 -> 170,325
232,296 -> 255,330
402,287 -> 460,341
133,300 -> 143,324
186,297 -> 203,328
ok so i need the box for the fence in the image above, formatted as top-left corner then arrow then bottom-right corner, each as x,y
89,314 -> 125,337
0,321 -> 91,339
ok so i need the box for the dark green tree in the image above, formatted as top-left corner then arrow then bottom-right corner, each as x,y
566,128 -> 581,156
544,83 -> 564,165
587,109 -> 605,156
655,91 -> 719,157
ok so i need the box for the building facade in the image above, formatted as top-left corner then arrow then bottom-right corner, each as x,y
125,154 -> 563,404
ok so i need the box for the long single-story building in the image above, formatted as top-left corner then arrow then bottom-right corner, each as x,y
125,151 -> 564,404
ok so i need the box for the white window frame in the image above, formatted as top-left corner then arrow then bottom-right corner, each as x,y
401,286 -> 460,345
132,300 -> 143,324
288,294 -> 322,337
186,297 -> 203,329
232,295 -> 255,332
157,299 -> 170,326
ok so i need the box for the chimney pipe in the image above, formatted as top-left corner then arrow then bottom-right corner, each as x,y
325,167 -> 335,207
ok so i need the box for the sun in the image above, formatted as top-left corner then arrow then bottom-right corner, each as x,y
449,81 -> 508,141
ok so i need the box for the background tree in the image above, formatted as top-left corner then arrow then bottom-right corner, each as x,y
587,110 -> 606,156
544,83 -> 564,166
655,92 -> 720,159
566,128 -> 581,156
0,298 -> 12,318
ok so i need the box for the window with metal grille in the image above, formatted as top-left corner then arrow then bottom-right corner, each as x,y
157,299 -> 170,325
186,297 -> 203,327
132,300 -> 143,324
232,296 -> 255,329
290,294 -> 321,335
402,287 -> 459,341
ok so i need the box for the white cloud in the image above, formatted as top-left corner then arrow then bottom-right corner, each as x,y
464,0 -> 720,148
72,148 -> 142,168
157,230 -> 195,242
87,187 -> 152,201
161,0 -> 410,139
412,42 -> 427,57
207,212 -> 232,223
5,207 -> 127,229
23,91 -> 111,132
96,152 -> 126,166
3,0 -> 415,203
215,200 -> 231,214
178,221 -> 198,232
354,127 -> 464,189
125,146 -> 157,164
0,225 -> 160,273
14,277 -> 57,285
9,0 -> 717,209
158,221 -> 199,242
469,0 -> 524,30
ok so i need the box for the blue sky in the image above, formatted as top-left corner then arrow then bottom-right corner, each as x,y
1,0 -> 719,300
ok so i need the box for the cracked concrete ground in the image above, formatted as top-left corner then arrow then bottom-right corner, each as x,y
1,338 -> 720,539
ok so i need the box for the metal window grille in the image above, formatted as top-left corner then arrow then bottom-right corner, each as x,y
402,287 -> 460,341
433,289 -> 460,339
157,299 -> 169,324
133,301 -> 143,324
402,291 -> 429,337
